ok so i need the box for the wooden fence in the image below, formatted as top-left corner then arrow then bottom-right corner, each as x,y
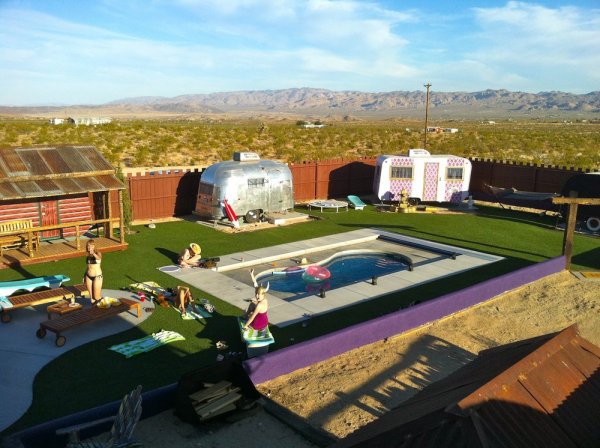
123,159 -> 597,222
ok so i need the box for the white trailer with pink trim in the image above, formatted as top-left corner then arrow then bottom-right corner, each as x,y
373,149 -> 472,204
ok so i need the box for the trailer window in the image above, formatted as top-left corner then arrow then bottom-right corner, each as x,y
248,178 -> 266,187
390,166 -> 413,179
447,167 -> 464,180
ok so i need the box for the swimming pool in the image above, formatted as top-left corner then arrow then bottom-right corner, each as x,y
257,250 -> 410,296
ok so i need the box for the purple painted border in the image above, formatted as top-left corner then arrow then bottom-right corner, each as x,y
243,256 -> 566,384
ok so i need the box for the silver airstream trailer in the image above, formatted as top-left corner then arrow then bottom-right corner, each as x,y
194,152 -> 294,223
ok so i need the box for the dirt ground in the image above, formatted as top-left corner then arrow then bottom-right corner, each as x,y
258,270 -> 600,439
134,271 -> 598,447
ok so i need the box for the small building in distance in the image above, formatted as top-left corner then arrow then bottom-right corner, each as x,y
48,118 -> 65,125
297,120 -> 326,128
68,117 -> 112,126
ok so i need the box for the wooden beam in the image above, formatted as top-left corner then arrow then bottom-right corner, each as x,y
560,191 -> 580,271
552,197 -> 600,205
118,190 -> 125,244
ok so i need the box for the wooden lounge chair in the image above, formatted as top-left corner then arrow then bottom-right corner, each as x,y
56,385 -> 143,448
36,298 -> 141,347
347,195 -> 367,210
0,284 -> 88,323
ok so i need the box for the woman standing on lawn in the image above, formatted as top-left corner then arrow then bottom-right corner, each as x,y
83,239 -> 103,305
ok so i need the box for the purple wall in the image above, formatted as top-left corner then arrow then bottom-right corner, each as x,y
243,256 -> 566,384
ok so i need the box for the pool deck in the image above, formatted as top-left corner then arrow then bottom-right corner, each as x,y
163,229 -> 503,327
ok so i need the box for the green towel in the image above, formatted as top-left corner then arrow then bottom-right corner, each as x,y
237,317 -> 275,347
175,304 -> 212,320
109,330 -> 185,358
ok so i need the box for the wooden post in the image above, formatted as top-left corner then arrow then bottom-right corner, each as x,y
107,191 -> 114,238
562,192 -> 578,271
552,195 -> 600,271
118,189 -> 125,244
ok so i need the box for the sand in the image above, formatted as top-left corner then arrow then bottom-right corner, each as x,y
134,271 -> 598,446
258,271 -> 600,439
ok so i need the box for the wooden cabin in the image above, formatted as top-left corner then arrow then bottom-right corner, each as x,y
0,145 -> 128,269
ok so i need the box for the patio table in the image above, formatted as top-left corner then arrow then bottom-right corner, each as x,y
308,200 -> 348,213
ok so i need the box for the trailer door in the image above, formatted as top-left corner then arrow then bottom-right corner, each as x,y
422,162 -> 440,201
268,169 -> 285,212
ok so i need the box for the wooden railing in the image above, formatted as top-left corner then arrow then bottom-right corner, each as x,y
0,218 -> 123,258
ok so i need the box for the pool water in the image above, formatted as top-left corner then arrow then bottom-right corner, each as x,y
257,252 -> 408,295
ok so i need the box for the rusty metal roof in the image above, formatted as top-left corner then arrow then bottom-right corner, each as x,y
0,145 -> 125,200
335,324 -> 600,448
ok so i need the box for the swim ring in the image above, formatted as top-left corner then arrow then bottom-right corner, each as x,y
302,265 -> 331,283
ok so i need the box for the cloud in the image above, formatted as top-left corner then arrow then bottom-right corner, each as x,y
470,2 -> 600,84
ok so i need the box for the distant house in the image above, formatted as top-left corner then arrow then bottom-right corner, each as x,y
67,117 -> 112,126
297,121 -> 326,128
443,127 -> 459,133
48,118 -> 65,125
427,127 -> 458,134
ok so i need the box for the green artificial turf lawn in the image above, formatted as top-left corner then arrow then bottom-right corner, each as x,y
1,205 -> 598,434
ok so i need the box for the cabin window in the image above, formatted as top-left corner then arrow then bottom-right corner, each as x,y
447,167 -> 464,180
248,178 -> 266,188
390,166 -> 413,179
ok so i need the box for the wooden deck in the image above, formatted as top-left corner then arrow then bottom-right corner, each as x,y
0,237 -> 128,270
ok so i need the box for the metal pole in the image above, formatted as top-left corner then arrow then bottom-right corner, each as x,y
424,83 -> 431,150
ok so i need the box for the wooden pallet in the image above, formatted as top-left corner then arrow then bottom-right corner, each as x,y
189,381 -> 242,421
36,298 -> 141,347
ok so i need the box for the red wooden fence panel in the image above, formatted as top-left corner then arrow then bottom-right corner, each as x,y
288,162 -> 317,201
127,169 -> 201,221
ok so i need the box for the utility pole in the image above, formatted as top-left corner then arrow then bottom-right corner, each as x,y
423,82 -> 431,150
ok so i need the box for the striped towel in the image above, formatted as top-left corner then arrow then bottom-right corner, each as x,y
238,317 -> 275,347
176,304 -> 212,320
0,296 -> 13,311
109,330 -> 185,358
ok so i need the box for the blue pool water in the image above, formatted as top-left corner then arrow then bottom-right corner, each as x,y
257,252 -> 408,295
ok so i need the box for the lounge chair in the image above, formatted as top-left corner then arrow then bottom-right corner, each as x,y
56,385 -> 143,448
347,195 -> 367,210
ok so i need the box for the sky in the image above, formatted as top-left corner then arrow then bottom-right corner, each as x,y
0,0 -> 599,106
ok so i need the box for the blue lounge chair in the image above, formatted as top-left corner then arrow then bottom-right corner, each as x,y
347,195 -> 367,210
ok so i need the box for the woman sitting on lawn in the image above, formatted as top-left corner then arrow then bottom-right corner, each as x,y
176,286 -> 194,316
243,269 -> 269,331
178,243 -> 202,268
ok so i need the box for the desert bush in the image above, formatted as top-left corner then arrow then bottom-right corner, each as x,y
0,119 -> 597,170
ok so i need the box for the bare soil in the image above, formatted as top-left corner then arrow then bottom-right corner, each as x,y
258,271 -> 600,439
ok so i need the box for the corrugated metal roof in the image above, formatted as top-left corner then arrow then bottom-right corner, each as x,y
335,325 -> 600,448
0,145 -> 125,200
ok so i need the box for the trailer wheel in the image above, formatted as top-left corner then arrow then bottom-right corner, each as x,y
36,328 -> 46,338
245,210 -> 260,223
408,198 -> 420,206
586,217 -> 600,232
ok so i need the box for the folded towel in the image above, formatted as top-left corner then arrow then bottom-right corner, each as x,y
0,296 -> 13,311
109,330 -> 185,358
238,317 -> 275,347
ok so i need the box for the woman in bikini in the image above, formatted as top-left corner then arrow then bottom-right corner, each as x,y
84,239 -> 103,305
243,269 -> 269,331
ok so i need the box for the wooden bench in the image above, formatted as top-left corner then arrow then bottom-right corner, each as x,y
0,219 -> 40,256
36,298 -> 141,347
0,284 -> 88,323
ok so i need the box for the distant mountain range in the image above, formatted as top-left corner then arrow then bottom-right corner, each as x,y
2,88 -> 599,119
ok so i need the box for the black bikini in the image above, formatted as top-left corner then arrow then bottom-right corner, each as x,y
84,255 -> 103,281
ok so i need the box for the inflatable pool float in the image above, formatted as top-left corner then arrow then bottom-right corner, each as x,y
302,265 -> 331,283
